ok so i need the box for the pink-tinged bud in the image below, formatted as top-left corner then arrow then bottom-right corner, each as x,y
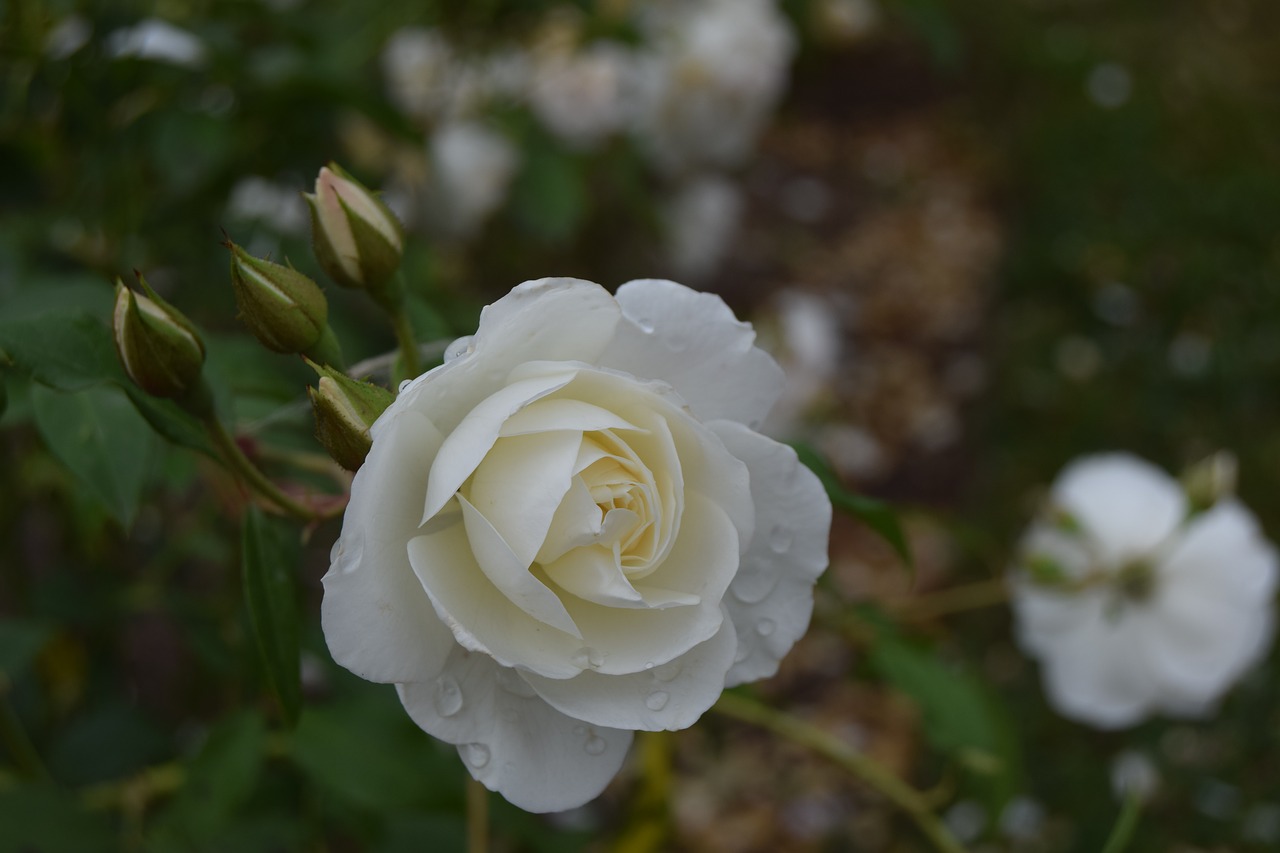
306,360 -> 395,471
305,163 -> 404,292
112,275 -> 206,399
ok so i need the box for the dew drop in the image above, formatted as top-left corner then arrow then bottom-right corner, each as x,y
644,661 -> 654,670
636,317 -> 655,333
571,650 -> 591,669
432,675 -> 463,717
645,691 -> 670,711
398,378 -> 413,394
463,743 -> 490,769
584,733 -> 608,756
444,335 -> 474,362
756,618 -> 776,637
769,524 -> 794,554
587,648 -> 606,669
731,570 -> 778,604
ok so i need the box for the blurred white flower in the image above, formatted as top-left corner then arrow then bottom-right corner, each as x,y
528,41 -> 640,149
1110,749 -> 1159,802
105,18 -> 206,68
635,0 -> 795,172
382,28 -> 456,120
45,15 -> 92,60
1011,453 -> 1277,729
663,175 -> 744,280
428,121 -> 521,236
226,177 -> 308,236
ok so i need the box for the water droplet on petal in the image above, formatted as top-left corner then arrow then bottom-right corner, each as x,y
636,317 -> 655,333
584,733 -> 608,756
645,691 -> 670,711
444,335 -> 474,362
756,618 -> 776,637
463,743 -> 490,768
571,650 -> 591,669
731,570 -> 778,604
587,648 -> 606,669
769,525 -> 794,554
432,674 -> 463,717
398,379 -> 413,394
644,661 -> 655,670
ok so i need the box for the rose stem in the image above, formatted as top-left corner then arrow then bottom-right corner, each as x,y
466,775 -> 489,853
887,576 -> 1009,622
206,417 -> 320,522
1100,792 -> 1143,853
713,692 -> 968,853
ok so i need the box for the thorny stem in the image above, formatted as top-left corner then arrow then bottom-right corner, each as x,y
206,417 -> 320,522
713,692 -> 968,853
467,775 -> 489,853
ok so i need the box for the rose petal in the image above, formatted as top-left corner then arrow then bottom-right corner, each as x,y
422,369 -> 579,523
409,512 -> 586,679
710,422 -> 832,686
1053,453 -> 1186,566
499,397 -> 643,437
561,493 -> 738,674
397,651 -> 632,813
1160,500 -> 1279,606
523,618 -> 737,732
322,410 -> 455,683
544,544 -> 646,608
457,494 -> 582,638
466,428 -> 583,568
600,278 -> 784,427
1037,608 -> 1157,729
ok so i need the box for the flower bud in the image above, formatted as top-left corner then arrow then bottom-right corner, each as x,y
306,361 -> 395,471
227,241 -> 330,354
1181,450 -> 1237,514
112,276 -> 206,399
305,163 -> 404,292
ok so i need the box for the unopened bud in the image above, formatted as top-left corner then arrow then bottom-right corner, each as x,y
227,241 -> 330,355
112,276 -> 205,400
1182,450 -> 1237,513
306,163 -> 403,292
306,361 -> 394,471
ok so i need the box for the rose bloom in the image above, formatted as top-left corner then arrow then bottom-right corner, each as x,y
322,278 -> 831,811
1011,453 -> 1277,729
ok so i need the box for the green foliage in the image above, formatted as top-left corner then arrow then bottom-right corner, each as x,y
240,507 -> 302,727
794,442 -> 913,568
0,786 -> 115,853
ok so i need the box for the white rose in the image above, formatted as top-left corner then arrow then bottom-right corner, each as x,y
321,278 -> 831,812
1011,453 -> 1277,729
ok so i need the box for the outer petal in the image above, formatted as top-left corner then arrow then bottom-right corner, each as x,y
397,650 -> 632,813
711,421 -> 831,687
1052,453 -> 1186,566
398,279 -> 619,425
522,618 -> 737,732
321,410 -> 455,683
1035,605 -> 1159,728
599,279 -> 784,427
1160,499 -> 1279,606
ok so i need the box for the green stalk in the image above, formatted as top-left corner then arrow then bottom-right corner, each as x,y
467,775 -> 489,853
206,418 -> 317,522
714,692 -> 967,853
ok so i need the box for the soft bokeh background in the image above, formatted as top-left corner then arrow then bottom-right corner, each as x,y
2,0 -> 1279,850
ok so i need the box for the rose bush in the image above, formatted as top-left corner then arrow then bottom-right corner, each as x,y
1011,453 -> 1277,729
321,278 -> 831,812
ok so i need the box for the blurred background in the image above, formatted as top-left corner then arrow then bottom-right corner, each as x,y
2,0 -> 1280,850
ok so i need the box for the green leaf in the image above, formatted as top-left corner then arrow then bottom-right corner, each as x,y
241,506 -> 302,727
793,443 -> 913,568
0,619 -> 53,680
0,312 -> 119,393
0,309 -> 215,456
288,695 -> 462,814
869,634 -> 1020,815
148,711 -> 267,846
509,143 -> 586,245
0,785 -> 115,853
31,383 -> 159,529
